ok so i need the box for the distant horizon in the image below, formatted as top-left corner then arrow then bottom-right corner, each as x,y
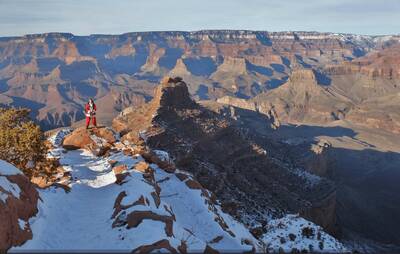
0,29 -> 399,39
0,0 -> 399,37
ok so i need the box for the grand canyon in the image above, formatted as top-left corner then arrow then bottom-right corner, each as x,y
1,30 -> 400,253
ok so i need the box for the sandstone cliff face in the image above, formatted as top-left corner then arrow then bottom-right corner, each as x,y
253,68 -> 354,125
0,161 -> 39,251
216,96 -> 281,129
326,43 -> 400,79
117,77 -> 338,236
213,57 -> 247,76
1,31 -> 397,130
346,93 -> 400,134
217,96 -> 257,111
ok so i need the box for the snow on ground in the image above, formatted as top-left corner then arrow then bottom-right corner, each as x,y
47,128 -> 73,147
262,214 -> 347,253
0,160 -> 23,203
0,160 -> 22,175
12,129 -> 346,252
46,128 -> 72,159
153,149 -> 171,162
18,219 -> 26,230
153,164 -> 257,251
12,130 -> 257,252
0,175 -> 21,202
290,167 -> 322,187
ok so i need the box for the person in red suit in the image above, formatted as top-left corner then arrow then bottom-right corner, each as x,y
85,98 -> 97,129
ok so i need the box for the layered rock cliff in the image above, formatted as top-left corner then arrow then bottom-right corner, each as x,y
252,68 -> 354,125
1,30 -> 399,130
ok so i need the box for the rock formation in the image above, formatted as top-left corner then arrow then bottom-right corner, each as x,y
0,160 -> 39,251
116,77 -> 338,236
253,68 -> 354,124
1,31 -> 398,130
62,127 -> 117,156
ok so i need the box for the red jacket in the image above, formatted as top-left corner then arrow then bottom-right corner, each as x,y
85,103 -> 97,117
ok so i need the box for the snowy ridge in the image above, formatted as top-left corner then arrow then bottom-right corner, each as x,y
262,214 -> 346,253
12,129 -> 347,252
13,132 -> 257,251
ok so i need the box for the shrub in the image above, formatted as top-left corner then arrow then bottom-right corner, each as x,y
0,108 -> 47,175
301,227 -> 315,239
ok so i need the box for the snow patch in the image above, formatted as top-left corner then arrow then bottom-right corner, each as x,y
281,137 -> 308,146
0,175 -> 21,202
153,150 -> 171,162
262,214 -> 347,253
18,219 -> 26,230
48,128 -> 73,147
0,159 -> 22,175
290,167 -> 322,186
47,128 -> 73,159
13,139 -> 345,253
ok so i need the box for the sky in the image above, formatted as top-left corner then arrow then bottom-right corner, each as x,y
0,0 -> 399,37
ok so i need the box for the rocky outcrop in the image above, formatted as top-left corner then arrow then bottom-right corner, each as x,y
213,57 -> 247,76
169,58 -> 191,77
306,140 -> 333,177
140,43 -> 165,74
62,127 -> 116,156
112,76 -> 196,144
301,190 -> 338,235
216,96 -> 281,129
345,93 -> 400,134
253,68 -> 353,125
106,41 -> 136,59
132,239 -> 178,253
0,161 -> 39,251
117,77 -> 338,235
217,96 -> 257,111
326,43 -> 400,79
126,210 -> 174,236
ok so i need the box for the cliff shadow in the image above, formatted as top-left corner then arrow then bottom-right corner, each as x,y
183,57 -> 217,77
223,107 -> 400,249
246,61 -> 274,76
267,122 -> 400,250
330,146 -> 400,250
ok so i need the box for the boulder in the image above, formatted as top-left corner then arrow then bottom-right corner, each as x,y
62,127 -> 116,156
185,179 -> 203,190
30,175 -> 52,188
132,239 -> 177,253
134,161 -> 151,173
126,210 -> 174,237
112,164 -> 129,185
112,164 -> 128,175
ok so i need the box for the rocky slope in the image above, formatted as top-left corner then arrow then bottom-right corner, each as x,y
220,56 -> 400,133
1,31 -> 399,129
252,68 -> 354,125
4,112 -> 346,253
113,76 -> 400,252
114,77 -> 340,238
0,160 -> 39,251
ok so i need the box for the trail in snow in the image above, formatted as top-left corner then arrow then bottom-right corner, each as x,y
11,130 -> 346,253
13,136 -> 256,251
14,149 -> 143,250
